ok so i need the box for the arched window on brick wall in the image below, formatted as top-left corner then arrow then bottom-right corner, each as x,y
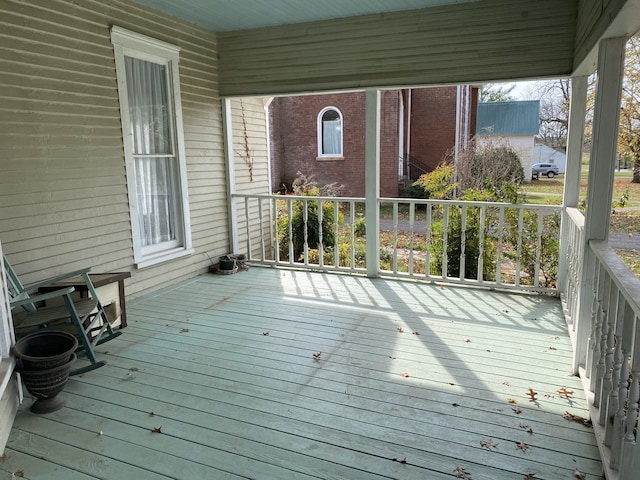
317,107 -> 343,157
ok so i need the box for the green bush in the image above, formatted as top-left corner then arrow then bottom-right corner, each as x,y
407,164 -> 457,200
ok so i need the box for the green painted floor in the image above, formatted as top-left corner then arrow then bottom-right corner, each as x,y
3,267 -> 602,479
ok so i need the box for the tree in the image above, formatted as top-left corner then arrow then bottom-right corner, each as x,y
620,35 -> 640,183
479,84 -> 516,102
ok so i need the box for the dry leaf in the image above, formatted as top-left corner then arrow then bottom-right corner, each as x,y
388,356 -> 397,359
564,412 -> 592,428
574,468 -> 586,480
557,387 -> 574,398
518,424 -> 534,434
262,332 -> 269,336
508,398 -> 518,404
480,439 -> 497,449
14,470 -> 24,478
516,442 -> 530,452
512,407 -> 523,414
313,352 -> 322,360
454,466 -> 472,479
412,331 -> 420,335
180,328 -> 189,333
130,367 -> 139,372
149,411 -> 155,416
400,372 -> 410,378
151,426 -> 162,433
523,473 -> 537,479
503,381 -> 510,386
526,388 -> 538,401
452,403 -> 460,407
392,457 -> 407,464
397,327 -> 404,333
465,339 -> 472,343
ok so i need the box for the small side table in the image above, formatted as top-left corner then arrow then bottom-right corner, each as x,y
38,272 -> 131,328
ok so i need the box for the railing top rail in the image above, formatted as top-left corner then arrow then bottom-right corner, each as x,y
379,197 -> 563,210
233,193 -> 563,212
590,239 -> 640,318
231,193 -> 366,202
565,207 -> 585,228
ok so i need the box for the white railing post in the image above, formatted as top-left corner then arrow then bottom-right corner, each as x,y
222,98 -> 239,255
364,88 -> 380,277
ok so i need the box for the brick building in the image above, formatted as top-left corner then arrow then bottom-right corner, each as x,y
269,86 -> 478,197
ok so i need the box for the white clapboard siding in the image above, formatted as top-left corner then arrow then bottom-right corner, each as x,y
218,0 -> 577,97
0,0 -> 235,297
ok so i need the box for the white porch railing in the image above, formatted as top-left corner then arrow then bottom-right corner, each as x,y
232,194 -> 562,292
579,239 -> 640,480
562,207 -> 586,337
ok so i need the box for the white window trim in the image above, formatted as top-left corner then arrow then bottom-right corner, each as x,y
110,27 -> 193,268
317,106 -> 344,158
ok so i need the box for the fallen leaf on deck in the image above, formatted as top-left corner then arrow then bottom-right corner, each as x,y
152,426 -> 162,433
526,388 -> 538,401
480,439 -> 497,449
508,398 -> 518,404
454,466 -> 472,478
557,387 -> 574,398
512,407 -> 523,414
313,352 -> 322,360
516,442 -> 530,452
503,381 -> 510,386
388,356 -> 397,359
452,403 -> 460,407
262,332 -> 269,336
523,473 -> 537,479
400,372 -> 410,378
465,339 -> 472,343
412,331 -> 420,335
392,457 -> 407,464
549,346 -> 557,350
130,367 -> 139,372
14,470 -> 24,477
440,285 -> 445,290
519,424 -> 534,434
574,468 -> 586,480
149,411 -> 155,416
564,412 -> 592,428
397,327 -> 404,333
0,455 -> 6,463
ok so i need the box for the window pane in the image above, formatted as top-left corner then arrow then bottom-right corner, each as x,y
321,109 -> 341,155
135,156 -> 177,247
125,57 -> 172,155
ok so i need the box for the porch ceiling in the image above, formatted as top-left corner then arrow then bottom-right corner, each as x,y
130,0 -> 479,32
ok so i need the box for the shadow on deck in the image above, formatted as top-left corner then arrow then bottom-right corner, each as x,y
2,267 -> 602,479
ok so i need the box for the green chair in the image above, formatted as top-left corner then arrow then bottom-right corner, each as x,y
3,255 -> 122,375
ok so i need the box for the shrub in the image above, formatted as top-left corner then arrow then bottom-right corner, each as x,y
407,164 -> 457,199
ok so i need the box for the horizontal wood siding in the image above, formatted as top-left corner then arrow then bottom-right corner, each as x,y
230,98 -> 273,258
574,0 -> 628,70
218,0 -> 579,97
0,0 -> 229,297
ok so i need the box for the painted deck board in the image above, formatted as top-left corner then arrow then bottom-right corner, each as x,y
3,268 -> 602,479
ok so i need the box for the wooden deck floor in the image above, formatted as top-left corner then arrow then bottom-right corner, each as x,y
3,268 -> 602,479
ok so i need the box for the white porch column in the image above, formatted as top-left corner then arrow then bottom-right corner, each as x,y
365,88 -> 381,277
222,98 -> 239,254
573,38 -> 626,372
558,76 -> 588,293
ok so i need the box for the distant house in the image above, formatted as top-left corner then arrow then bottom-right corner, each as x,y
533,145 -> 567,173
269,86 -> 478,197
476,100 -> 540,181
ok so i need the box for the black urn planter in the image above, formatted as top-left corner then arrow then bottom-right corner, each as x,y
14,331 -> 78,414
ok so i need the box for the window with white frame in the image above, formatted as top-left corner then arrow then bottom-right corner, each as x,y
111,27 -> 192,268
317,107 -> 343,157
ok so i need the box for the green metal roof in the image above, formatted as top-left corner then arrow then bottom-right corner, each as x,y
476,100 -> 540,136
